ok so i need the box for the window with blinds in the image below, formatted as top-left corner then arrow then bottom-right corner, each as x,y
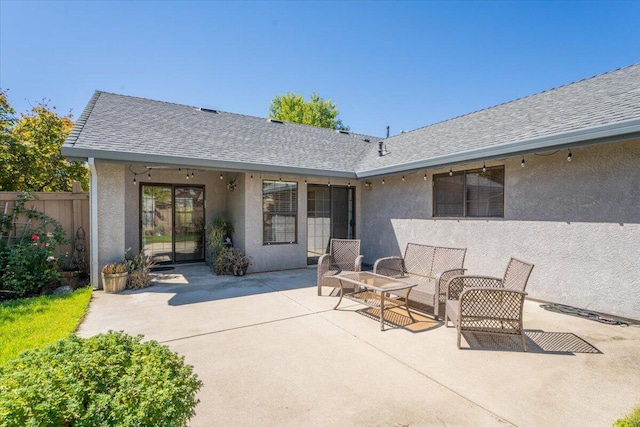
263,180 -> 298,244
433,166 -> 504,218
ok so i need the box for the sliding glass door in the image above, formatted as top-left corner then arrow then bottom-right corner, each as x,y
307,185 -> 355,264
141,185 -> 205,263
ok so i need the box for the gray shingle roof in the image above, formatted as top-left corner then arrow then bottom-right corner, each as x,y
63,64 -> 640,178
63,91 -> 378,177
356,64 -> 640,175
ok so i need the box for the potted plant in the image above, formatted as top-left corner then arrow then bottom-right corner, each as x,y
126,249 -> 156,289
214,248 -> 251,276
101,261 -> 129,293
207,218 -> 234,268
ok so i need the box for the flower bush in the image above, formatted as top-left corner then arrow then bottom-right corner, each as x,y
0,194 -> 67,298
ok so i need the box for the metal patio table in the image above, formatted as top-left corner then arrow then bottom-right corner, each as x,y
334,271 -> 417,331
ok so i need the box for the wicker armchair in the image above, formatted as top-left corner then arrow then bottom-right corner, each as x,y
445,258 -> 535,351
317,239 -> 363,296
373,243 -> 466,319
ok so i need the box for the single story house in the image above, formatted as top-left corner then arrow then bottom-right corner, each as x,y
62,64 -> 640,319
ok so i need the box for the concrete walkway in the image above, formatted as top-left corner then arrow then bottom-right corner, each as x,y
77,265 -> 640,426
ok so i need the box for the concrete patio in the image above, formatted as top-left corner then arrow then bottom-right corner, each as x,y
77,264 -> 640,426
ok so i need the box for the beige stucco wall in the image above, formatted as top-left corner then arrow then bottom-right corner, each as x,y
360,138 -> 640,319
242,173 -> 361,273
94,163 -> 126,288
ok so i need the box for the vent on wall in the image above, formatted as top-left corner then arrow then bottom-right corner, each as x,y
199,107 -> 219,114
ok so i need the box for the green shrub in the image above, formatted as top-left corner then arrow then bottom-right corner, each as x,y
0,331 -> 203,426
615,406 -> 640,427
0,238 -> 59,297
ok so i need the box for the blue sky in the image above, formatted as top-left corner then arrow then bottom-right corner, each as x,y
1,1 -> 639,137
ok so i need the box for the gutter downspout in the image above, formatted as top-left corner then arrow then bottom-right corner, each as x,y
88,158 -> 99,289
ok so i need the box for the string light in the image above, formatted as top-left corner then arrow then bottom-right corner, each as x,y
382,178 -> 385,185
304,178 -> 307,184
521,156 -> 525,167
327,180 -> 331,187
449,168 -> 453,176
250,173 -> 253,179
482,162 -> 486,173
220,173 -> 224,180
347,182 -> 351,187
423,172 -> 427,181
401,175 -> 405,182
191,171 -> 194,178
133,177 -> 137,185
567,150 -> 572,162
186,172 -> 190,180
147,171 -> 151,180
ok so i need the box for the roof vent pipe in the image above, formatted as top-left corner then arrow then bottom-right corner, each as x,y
386,126 -> 390,138
378,141 -> 384,156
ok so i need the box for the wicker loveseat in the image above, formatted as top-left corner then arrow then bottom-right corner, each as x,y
373,243 -> 467,319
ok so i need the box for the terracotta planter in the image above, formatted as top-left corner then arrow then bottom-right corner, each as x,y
102,272 -> 128,293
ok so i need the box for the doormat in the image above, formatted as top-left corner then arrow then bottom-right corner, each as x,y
357,307 -> 440,333
151,266 -> 175,272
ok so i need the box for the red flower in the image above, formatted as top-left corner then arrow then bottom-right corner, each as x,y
31,235 -> 40,242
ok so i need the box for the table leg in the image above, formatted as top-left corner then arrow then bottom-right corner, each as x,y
333,279 -> 345,310
404,287 -> 416,322
379,291 -> 385,331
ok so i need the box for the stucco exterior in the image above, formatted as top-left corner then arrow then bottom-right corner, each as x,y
359,138 -> 640,319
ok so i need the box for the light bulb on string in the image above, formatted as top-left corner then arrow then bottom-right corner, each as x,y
521,157 -> 525,167
482,162 -> 486,173
382,178 -> 385,185
567,150 -> 572,162
449,168 -> 453,176
133,177 -> 137,185
423,172 -> 427,181
402,175 -> 405,182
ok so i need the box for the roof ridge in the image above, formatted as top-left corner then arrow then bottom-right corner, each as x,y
386,63 -> 640,140
95,90 -> 379,140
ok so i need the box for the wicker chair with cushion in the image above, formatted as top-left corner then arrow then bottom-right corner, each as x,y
317,239 -> 363,296
445,257 -> 535,351
373,243 -> 467,319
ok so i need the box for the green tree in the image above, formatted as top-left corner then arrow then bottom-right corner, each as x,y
0,90 -> 89,192
268,92 -> 349,131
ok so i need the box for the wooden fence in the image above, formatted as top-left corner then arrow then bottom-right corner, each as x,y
0,182 -> 90,272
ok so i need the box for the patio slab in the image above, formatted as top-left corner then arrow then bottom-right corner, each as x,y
77,264 -> 640,426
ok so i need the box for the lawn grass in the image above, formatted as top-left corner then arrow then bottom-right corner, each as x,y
0,286 -> 92,366
615,406 -> 640,427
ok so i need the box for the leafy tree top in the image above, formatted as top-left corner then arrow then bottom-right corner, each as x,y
0,89 -> 89,192
268,92 -> 349,131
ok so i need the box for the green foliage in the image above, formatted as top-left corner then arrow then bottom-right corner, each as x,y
0,89 -> 89,192
125,249 -> 156,289
214,247 -> 251,276
0,194 -> 68,298
0,287 -> 92,366
207,218 -> 233,267
268,92 -> 349,131
615,406 -> 640,427
0,331 -> 203,426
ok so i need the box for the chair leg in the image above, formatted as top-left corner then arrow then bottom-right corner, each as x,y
521,332 -> 528,352
457,327 -> 462,349
317,284 -> 322,296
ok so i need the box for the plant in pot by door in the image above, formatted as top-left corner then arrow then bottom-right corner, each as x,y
214,248 -> 251,276
101,262 -> 129,293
